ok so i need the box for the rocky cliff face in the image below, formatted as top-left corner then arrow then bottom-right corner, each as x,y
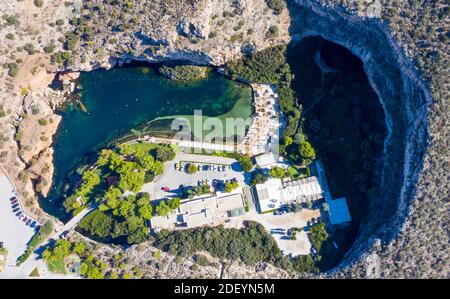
288,1 -> 447,278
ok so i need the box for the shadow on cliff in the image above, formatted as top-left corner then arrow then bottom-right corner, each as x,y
284,0 -> 429,274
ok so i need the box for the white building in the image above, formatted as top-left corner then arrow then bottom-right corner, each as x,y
150,192 -> 246,230
254,175 -> 352,226
254,176 -> 324,212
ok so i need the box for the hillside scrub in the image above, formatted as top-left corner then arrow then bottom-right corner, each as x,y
158,65 -> 209,82
225,45 -> 302,143
153,221 -> 318,273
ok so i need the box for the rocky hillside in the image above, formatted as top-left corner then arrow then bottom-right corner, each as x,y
0,0 -> 290,224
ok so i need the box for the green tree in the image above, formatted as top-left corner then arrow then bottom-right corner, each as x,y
239,155 -> 253,172
299,141 -> 316,161
269,166 -> 286,178
168,197 -> 181,209
78,210 -> 113,239
224,181 -> 239,193
186,163 -> 198,174
155,201 -> 171,216
34,0 -> 44,8
72,242 -> 86,255
250,170 -> 268,186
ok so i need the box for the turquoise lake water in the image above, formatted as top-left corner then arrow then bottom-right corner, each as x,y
44,66 -> 252,217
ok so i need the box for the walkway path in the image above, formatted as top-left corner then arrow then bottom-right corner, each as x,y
129,136 -> 235,152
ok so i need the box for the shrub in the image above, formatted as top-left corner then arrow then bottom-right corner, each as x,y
23,43 -> 36,55
7,63 -> 18,77
265,0 -> 284,15
34,0 -> 44,8
238,155 -> 253,172
5,33 -> 14,40
38,118 -> 48,126
186,163 -> 198,174
158,65 -> 208,82
43,43 -> 56,54
267,25 -> 279,39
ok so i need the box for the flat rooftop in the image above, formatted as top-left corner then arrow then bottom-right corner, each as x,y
255,177 -> 323,212
150,191 -> 246,229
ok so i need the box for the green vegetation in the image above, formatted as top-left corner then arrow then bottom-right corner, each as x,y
62,144 -> 174,244
266,25 -> 279,39
287,165 -> 310,179
34,0 -> 44,8
38,118 -> 48,126
6,63 -> 18,77
0,105 -> 6,118
129,142 -> 177,162
250,169 -> 268,186
50,51 -> 72,65
286,140 -> 316,165
225,45 -> 302,143
17,221 -> 53,265
43,43 -> 56,54
23,43 -> 36,55
308,223 -> 329,261
2,15 -> 20,27
238,155 -> 253,172
29,267 -> 40,277
158,65 -> 209,82
186,163 -> 198,174
265,0 -> 284,15
224,180 -> 239,193
154,221 -> 317,273
269,166 -> 286,178
43,239 -> 107,279
192,254 -> 212,267
180,183 -> 212,199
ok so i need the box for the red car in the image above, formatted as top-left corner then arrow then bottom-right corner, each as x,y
22,216 -> 28,222
161,187 -> 170,192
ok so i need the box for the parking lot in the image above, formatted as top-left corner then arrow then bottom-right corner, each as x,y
141,153 -> 246,200
0,171 -> 36,270
224,208 -> 321,257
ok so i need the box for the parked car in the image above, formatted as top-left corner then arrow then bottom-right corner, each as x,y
12,207 -> 20,213
9,196 -> 16,202
11,203 -> 19,209
30,221 -> 37,228
15,211 -> 22,217
22,216 -> 28,222
161,186 -> 170,192
268,204 -> 275,209
10,199 -> 18,205
26,219 -> 32,226
18,214 -> 24,220
270,199 -> 277,203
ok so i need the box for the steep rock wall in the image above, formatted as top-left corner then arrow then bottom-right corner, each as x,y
289,1 -> 431,273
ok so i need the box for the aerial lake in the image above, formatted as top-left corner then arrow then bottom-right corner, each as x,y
44,66 -> 253,217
